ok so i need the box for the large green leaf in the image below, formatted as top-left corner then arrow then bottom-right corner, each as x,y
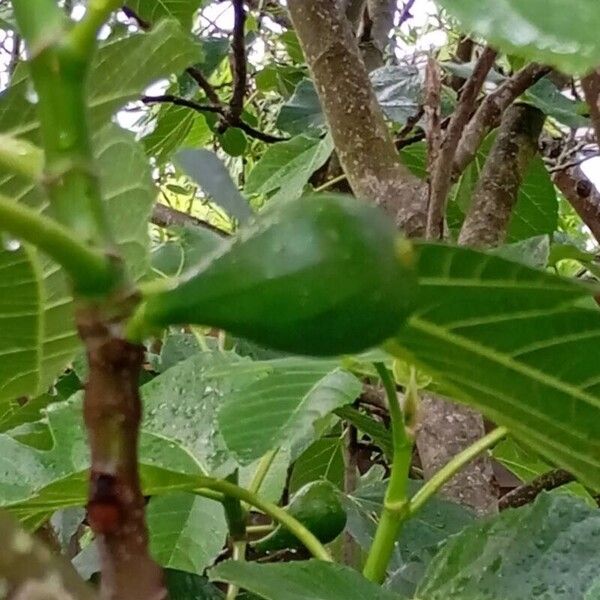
289,436 -> 345,494
125,0 -> 204,29
391,243 -> 600,489
0,247 -> 77,404
210,560 -> 405,600
147,492 -> 227,574
418,494 -> 600,599
245,134 -> 333,203
436,0 -> 600,75
218,358 -> 361,464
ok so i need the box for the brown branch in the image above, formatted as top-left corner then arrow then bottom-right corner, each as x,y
152,203 -> 229,237
426,46 -> 498,238
448,36 -> 474,92
229,0 -> 247,122
142,94 -> 288,143
78,311 -> 166,600
121,5 -> 150,29
553,164 -> 600,245
187,66 -> 222,106
424,56 -> 442,173
452,63 -> 551,177
581,70 -> 600,147
0,511 -> 97,600
287,0 -> 427,237
458,103 -> 545,247
499,469 -> 575,510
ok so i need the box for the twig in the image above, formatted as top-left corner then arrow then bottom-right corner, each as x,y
151,203 -> 230,237
141,94 -> 287,143
424,56 -> 442,174
452,63 -> 551,176
229,0 -> 247,122
187,66 -> 222,105
121,5 -> 150,29
397,0 -> 416,26
498,469 -> 574,510
426,46 -> 498,238
581,70 -> 600,147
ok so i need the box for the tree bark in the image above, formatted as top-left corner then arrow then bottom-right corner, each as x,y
459,103 -> 545,247
287,0 -> 426,237
78,309 -> 166,600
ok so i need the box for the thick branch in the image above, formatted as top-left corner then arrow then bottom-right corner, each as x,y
499,469 -> 574,510
459,103 -> 545,247
287,0 -> 426,237
0,511 -> 96,600
426,47 -> 498,238
453,63 -> 551,177
553,165 -> 600,244
78,312 -> 166,600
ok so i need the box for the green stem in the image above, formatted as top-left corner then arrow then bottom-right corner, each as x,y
0,135 -> 43,180
0,194 -> 116,294
225,541 -> 247,600
363,363 -> 414,584
246,524 -> 275,535
408,427 -> 508,517
194,478 -> 332,562
68,0 -> 122,59
248,449 -> 278,495
314,173 -> 347,193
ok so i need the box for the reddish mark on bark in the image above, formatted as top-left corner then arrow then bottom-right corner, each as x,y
87,472 -> 122,535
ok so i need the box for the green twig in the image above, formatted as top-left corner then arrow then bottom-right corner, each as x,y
194,478 -> 332,562
363,363 -> 414,584
248,449 -> 278,495
314,173 -> 347,193
69,0 -> 122,59
409,427 -> 508,517
0,194 -> 116,294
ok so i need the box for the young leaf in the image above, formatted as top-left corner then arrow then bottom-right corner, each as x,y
210,560 -> 405,600
417,494 -> 600,599
390,243 -> 600,489
436,0 -> 600,75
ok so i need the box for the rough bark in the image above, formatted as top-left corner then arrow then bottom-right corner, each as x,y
499,469 -> 574,510
416,397 -> 498,515
287,0 -> 427,237
78,310 -> 166,600
553,165 -> 600,245
459,103 -> 545,247
0,511 -> 97,600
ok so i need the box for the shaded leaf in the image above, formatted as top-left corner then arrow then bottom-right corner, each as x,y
370,65 -> 422,124
276,79 -> 325,135
289,437 -> 345,494
165,570 -> 224,600
125,0 -> 204,29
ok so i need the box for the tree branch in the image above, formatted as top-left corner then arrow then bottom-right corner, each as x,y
452,63 -> 551,177
553,164 -> 600,244
287,0 -> 427,237
0,511 -> 96,600
499,469 -> 574,510
426,46 -> 498,238
229,0 -> 247,122
458,103 -> 546,247
142,95 -> 287,143
152,203 -> 229,237
581,70 -> 600,147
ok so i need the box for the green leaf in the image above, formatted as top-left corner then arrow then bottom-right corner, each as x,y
276,79 -> 325,135
96,124 -> 155,279
210,560 -> 405,600
176,149 -> 253,223
0,20 -> 201,142
289,437 -> 345,493
125,0 -> 204,29
491,235 -> 550,268
524,77 -> 590,129
399,142 -> 428,180
219,128 -> 248,157
147,492 -> 227,574
418,493 -> 600,599
165,570 -> 224,600
0,246 -> 78,404
334,405 -> 393,459
218,358 -> 361,464
245,134 -> 333,202
435,0 -> 600,75
391,243 -> 600,489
